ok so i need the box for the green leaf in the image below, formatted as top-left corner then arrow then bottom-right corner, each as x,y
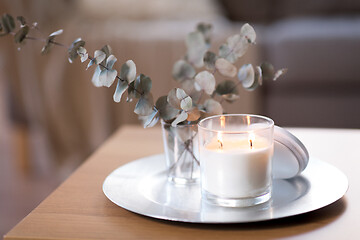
215,80 -> 238,95
196,22 -> 212,44
186,31 -> 208,68
194,70 -> 216,95
135,74 -> 152,94
203,99 -> 223,116
16,16 -> 26,26
171,111 -> 188,127
14,25 -> 29,43
134,93 -> 154,116
203,51 -> 217,70
215,58 -> 237,77
172,60 -> 196,82
1,14 -> 15,34
141,109 -> 159,128
156,96 -> 180,121
113,80 -> 128,103
120,60 -> 136,83
68,38 -> 85,63
238,64 -> 255,89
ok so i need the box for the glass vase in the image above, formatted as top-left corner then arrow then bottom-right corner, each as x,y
161,120 -> 200,184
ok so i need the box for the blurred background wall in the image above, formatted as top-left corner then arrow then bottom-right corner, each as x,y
1,0 -> 359,236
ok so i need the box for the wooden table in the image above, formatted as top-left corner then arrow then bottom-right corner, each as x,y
4,126 -> 360,239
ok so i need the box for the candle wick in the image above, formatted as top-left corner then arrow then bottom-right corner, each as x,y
250,139 -> 253,149
218,140 -> 223,149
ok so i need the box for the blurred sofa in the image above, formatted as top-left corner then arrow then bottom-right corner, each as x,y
1,0 -> 359,175
220,0 -> 360,128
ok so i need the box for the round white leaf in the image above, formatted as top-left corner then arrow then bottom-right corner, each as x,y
194,71 -> 216,95
126,60 -> 136,83
240,23 -> 256,44
238,64 -> 255,89
215,58 -> 237,78
204,99 -> 223,115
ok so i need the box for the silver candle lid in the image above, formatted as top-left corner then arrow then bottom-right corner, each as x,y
273,126 -> 309,179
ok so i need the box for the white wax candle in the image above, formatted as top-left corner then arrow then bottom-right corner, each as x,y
200,135 -> 273,198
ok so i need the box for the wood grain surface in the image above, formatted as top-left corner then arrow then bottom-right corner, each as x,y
4,126 -> 360,240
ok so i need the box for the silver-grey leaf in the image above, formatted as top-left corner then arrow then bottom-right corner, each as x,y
134,93 -> 154,116
238,64 -> 255,89
215,58 -> 237,78
156,96 -> 180,121
186,31 -> 208,68
171,111 -> 188,127
167,88 -> 181,109
142,109 -> 159,128
99,69 -> 117,88
91,66 -> 102,87
172,60 -> 196,82
113,80 -> 128,103
194,71 -> 216,95
180,96 -> 192,111
203,51 -> 217,70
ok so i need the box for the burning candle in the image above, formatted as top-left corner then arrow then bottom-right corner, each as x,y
198,114 -> 274,207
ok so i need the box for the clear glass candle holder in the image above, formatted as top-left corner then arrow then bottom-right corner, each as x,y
198,114 -> 274,207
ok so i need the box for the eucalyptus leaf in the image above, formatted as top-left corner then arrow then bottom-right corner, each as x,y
91,66 -> 102,87
171,111 -> 188,127
176,88 -> 188,100
127,81 -> 138,102
186,108 -> 201,121
218,44 -> 237,63
255,66 -> 263,86
100,45 -> 112,58
172,60 -> 196,82
156,96 -> 180,121
167,88 -> 181,109
16,16 -> 26,26
86,50 -> 106,69
180,79 -> 202,103
203,51 -> 217,70
215,58 -> 237,77
196,22 -> 212,44
215,80 -> 238,95
260,62 -> 275,81
120,60 -> 136,83
99,55 -> 118,87
203,99 -> 223,116
135,74 -> 152,94
1,14 -> 15,34
141,109 -> 159,128
194,71 -> 216,95
238,64 -> 255,89
68,38 -> 85,63
221,93 -> 240,102
273,68 -> 288,81
134,93 -> 154,116
77,47 -> 88,62
240,23 -> 256,44
41,29 -> 63,55
186,31 -> 208,68
14,25 -> 29,43
180,96 -> 192,111
113,80 -> 129,103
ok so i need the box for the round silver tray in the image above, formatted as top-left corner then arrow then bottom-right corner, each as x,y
102,154 -> 348,223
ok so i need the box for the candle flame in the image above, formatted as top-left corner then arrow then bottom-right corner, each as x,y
248,132 -> 255,149
217,132 -> 223,149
